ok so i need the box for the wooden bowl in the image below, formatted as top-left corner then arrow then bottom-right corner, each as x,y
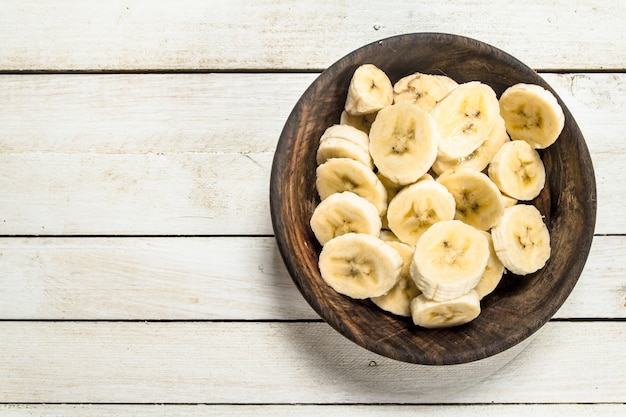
270,33 -> 596,365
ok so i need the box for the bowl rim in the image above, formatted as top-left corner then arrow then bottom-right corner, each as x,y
270,32 -> 597,365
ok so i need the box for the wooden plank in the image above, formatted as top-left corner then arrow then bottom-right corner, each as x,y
1,404 -> 624,416
0,73 -> 307,154
0,236 -> 622,320
0,73 -> 621,235
0,152 -> 272,235
0,321 -> 623,403
0,1 -> 624,71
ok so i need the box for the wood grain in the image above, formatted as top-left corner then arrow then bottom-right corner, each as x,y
0,236 -> 622,320
0,321 -> 623,403
0,1 -> 623,71
271,33 -> 596,365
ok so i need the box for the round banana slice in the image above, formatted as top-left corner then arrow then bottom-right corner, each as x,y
340,110 -> 377,134
431,114 -> 510,176
319,233 -> 403,299
473,231 -> 505,300
369,102 -> 439,185
344,64 -> 393,116
316,158 -> 388,216
491,204 -> 551,275
310,191 -> 382,245
499,83 -> 565,149
320,124 -> 369,152
410,290 -> 481,328
316,137 -> 374,169
488,139 -> 546,201
371,241 -> 420,317
436,168 -> 505,231
430,81 -> 501,160
386,179 -> 456,246
393,72 -> 458,111
411,220 -> 490,301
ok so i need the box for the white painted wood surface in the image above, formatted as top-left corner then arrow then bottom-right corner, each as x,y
0,0 -> 624,71
0,1 -> 624,415
1,404 -> 624,417
0,322 -> 624,403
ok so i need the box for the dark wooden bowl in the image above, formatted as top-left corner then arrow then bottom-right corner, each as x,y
270,33 -> 596,365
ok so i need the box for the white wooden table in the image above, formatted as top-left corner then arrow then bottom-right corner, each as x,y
1,1 -> 624,415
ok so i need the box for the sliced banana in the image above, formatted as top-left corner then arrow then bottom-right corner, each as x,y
340,110 -> 377,134
320,124 -> 369,152
488,139 -> 546,201
310,191 -> 382,245
491,204 -> 551,275
430,81 -> 501,160
344,64 -> 393,116
431,114 -> 510,176
386,179 -> 456,246
316,158 -> 388,216
371,241 -> 420,317
316,137 -> 374,169
473,231 -> 505,300
410,290 -> 481,328
369,102 -> 439,185
436,168 -> 505,231
410,220 -> 490,301
499,83 -> 565,149
393,72 -> 458,111
319,233 -> 403,299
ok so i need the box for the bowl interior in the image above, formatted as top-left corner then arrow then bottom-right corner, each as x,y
270,33 -> 596,365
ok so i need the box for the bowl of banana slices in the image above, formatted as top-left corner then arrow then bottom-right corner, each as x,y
270,33 -> 596,365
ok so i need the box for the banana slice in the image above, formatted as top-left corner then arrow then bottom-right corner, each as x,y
393,72 -> 459,111
410,220 -> 490,301
410,290 -> 481,328
319,233 -> 403,299
436,168 -> 505,231
320,124 -> 369,152
488,139 -> 546,201
386,179 -> 456,246
344,64 -> 393,116
340,110 -> 377,134
430,81 -> 501,160
499,83 -> 565,149
473,231 -> 505,300
316,158 -> 388,216
310,191 -> 382,245
371,241 -> 420,317
431,114 -> 510,176
369,102 -> 439,185
491,204 -> 551,275
316,137 -> 374,169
